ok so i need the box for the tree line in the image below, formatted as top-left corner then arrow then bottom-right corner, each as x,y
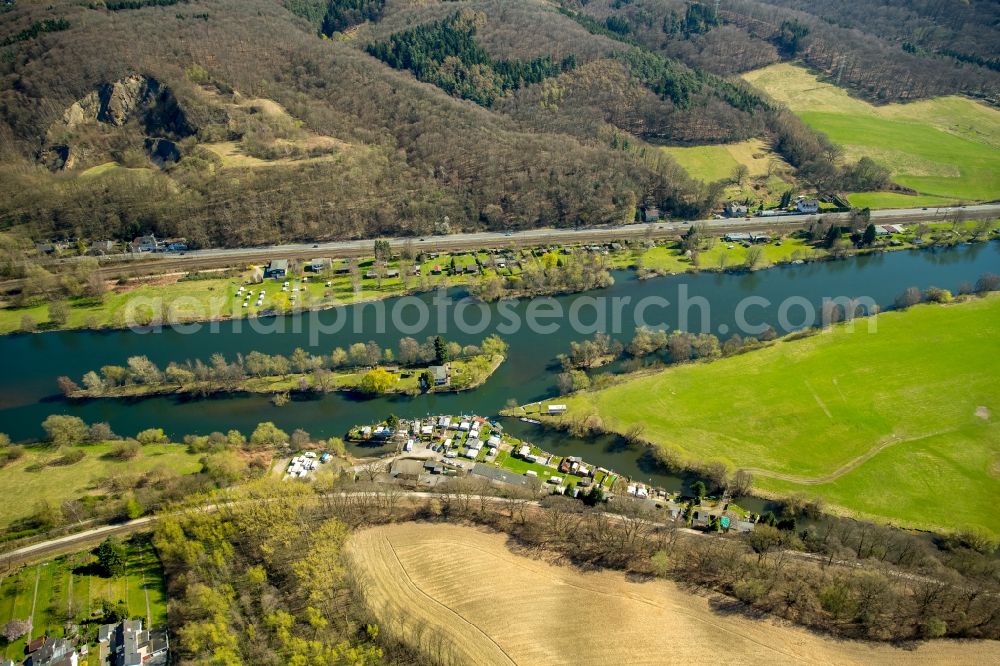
64,334 -> 508,396
471,249 -> 615,301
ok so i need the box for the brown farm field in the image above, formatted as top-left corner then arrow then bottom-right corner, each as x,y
346,523 -> 1000,665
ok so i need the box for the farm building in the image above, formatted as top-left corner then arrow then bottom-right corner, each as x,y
547,404 -> 567,415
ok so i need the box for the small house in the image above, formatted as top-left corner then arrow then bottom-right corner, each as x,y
796,199 -> 819,214
97,619 -> 168,666
24,637 -> 78,666
873,225 -> 891,236
723,232 -> 753,243
547,404 -> 567,415
428,365 -> 450,386
265,259 -> 289,279
643,207 -> 661,223
89,240 -> 115,255
724,202 -> 749,218
308,257 -> 331,272
130,235 -> 159,253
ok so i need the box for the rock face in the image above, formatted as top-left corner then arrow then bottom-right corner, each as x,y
57,75 -> 159,131
99,75 -> 159,126
46,74 -> 193,170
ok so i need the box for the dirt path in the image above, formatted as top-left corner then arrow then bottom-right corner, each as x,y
142,570 -> 151,626
348,523 -> 1000,665
746,429 -> 950,485
27,565 -> 40,637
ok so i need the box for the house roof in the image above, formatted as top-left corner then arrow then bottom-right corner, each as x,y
268,259 -> 289,271
428,365 -> 449,380
471,463 -> 534,487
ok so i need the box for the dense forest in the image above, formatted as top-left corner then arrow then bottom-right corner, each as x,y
366,10 -> 574,107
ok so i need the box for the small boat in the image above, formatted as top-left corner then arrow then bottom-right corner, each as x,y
520,417 -> 541,424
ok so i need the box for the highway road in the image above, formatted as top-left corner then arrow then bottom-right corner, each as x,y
2,203 -> 997,292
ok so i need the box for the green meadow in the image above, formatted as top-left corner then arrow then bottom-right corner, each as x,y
744,63 -> 1000,205
0,443 -> 203,531
549,296 -> 1000,535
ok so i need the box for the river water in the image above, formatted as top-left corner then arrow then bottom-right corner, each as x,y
0,242 -> 996,493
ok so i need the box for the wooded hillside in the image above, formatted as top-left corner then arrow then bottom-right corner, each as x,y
0,0 -> 995,247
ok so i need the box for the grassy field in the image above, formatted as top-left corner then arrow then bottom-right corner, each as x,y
547,296 -> 1000,535
660,139 -> 783,183
743,63 -> 1000,205
660,139 -> 796,207
347,523 -> 1000,665
0,536 -> 166,660
0,443 -> 203,530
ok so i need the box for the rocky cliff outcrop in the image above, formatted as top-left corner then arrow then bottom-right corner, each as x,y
46,74 -> 193,170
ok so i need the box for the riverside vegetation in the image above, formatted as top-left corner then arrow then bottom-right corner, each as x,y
3,218 -> 996,335
60,335 -> 509,399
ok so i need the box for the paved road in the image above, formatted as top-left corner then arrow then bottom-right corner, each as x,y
139,202 -> 997,262
3,203 -> 996,292
0,490 -> 956,588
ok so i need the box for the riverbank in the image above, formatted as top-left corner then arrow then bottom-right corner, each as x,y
528,294 -> 1000,537
67,353 -> 506,400
2,219 -> 996,335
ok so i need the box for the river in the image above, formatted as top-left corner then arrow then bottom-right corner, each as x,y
0,242 -> 996,494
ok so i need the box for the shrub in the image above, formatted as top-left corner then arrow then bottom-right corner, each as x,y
975,272 -> 1000,293
42,414 -> 88,447
136,428 -> 169,445
894,286 -> 922,309
922,286 -> 952,303
110,440 -> 141,461
53,448 -> 86,466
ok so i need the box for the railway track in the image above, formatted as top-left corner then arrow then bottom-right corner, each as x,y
1,204 -> 996,293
